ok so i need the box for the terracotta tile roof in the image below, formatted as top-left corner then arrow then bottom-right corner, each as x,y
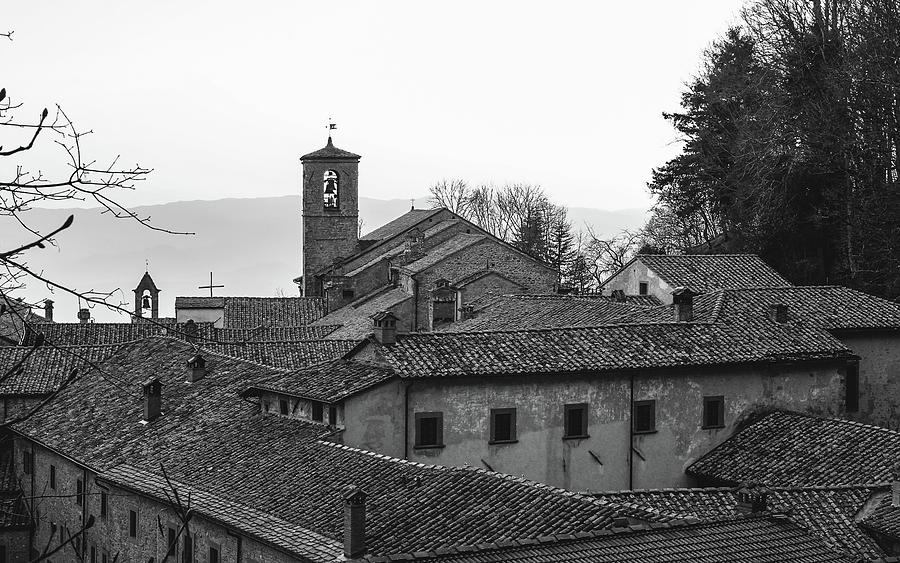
359,208 -> 443,242
0,344 -> 124,395
352,515 -> 852,563
21,321 -> 216,346
299,137 -> 361,161
246,359 -> 395,402
613,254 -> 791,292
174,296 -> 326,328
442,294 -> 651,332
200,339 -> 359,369
860,493 -> 900,541
592,487 -> 884,559
11,337 -> 666,558
381,321 -> 851,378
687,411 -> 900,487
0,299 -> 51,345
101,464 -> 343,561
312,287 -> 412,339
212,325 -> 340,341
402,233 -> 487,274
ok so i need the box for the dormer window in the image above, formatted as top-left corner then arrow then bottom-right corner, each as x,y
324,170 -> 339,209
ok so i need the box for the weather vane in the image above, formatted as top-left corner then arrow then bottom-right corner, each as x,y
327,117 -> 337,137
198,272 -> 224,297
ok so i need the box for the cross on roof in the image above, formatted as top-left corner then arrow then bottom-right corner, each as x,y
198,271 -> 224,297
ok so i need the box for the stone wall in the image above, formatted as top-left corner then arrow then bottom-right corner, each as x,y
340,361 -> 846,491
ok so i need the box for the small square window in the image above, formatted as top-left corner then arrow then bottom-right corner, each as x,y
564,403 -> 588,439
128,509 -> 138,538
183,534 -> 194,563
262,400 -> 271,413
312,402 -> 324,422
100,490 -> 108,518
633,400 -> 656,433
638,282 -> 649,295
102,550 -> 109,563
76,479 -> 84,506
209,546 -> 220,563
415,412 -> 444,448
279,399 -> 289,416
49,465 -> 56,490
22,451 -> 32,475
846,362 -> 860,412
490,408 -> 517,443
328,405 -> 337,426
702,396 -> 725,429
90,545 -> 96,563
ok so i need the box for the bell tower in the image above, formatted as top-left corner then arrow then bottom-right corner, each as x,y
300,136 -> 361,297
134,271 -> 160,319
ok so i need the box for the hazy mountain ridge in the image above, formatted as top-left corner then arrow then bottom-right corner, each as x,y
2,196 -> 647,322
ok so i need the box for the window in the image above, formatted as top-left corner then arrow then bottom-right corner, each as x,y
846,362 -> 860,412
702,396 -> 725,428
279,399 -> 289,416
633,400 -> 656,433
262,400 -> 271,413
312,402 -> 324,422
182,534 -> 193,563
102,550 -> 109,563
0,545 -> 6,563
167,527 -> 177,556
564,403 -> 588,439
49,465 -> 56,490
128,509 -> 138,538
209,546 -> 220,563
328,405 -> 337,426
638,282 -> 648,296
490,408 -> 517,443
342,289 -> 355,300
22,451 -> 32,475
100,490 -> 108,518
414,412 -> 444,448
76,479 -> 84,506
90,545 -> 96,563
323,170 -> 339,209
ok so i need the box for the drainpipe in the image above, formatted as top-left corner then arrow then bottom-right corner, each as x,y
412,277 -> 419,332
628,372 -> 634,490
226,528 -> 242,562
82,467 -> 88,558
29,443 -> 34,556
403,381 -> 411,459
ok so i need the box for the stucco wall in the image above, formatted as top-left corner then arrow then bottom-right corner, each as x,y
394,362 -> 844,490
0,529 -> 29,563
175,307 -> 224,328
604,261 -> 674,304
341,380 -> 406,458
838,331 -> 900,429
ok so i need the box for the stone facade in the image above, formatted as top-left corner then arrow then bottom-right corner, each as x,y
338,360 -> 848,490
301,145 -> 360,297
11,438 -> 303,563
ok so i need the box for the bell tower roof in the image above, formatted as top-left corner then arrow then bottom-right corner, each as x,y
300,137 -> 361,162
134,271 -> 160,293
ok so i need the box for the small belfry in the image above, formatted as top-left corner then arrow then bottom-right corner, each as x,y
299,129 -> 361,297
133,270 -> 160,319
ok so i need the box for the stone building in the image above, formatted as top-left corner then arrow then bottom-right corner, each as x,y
3,336 -> 671,562
601,254 -> 791,304
246,288 -> 857,491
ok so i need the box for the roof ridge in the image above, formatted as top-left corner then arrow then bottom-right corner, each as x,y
407,320 -> 716,337
767,409 -> 900,436
591,484 -> 883,494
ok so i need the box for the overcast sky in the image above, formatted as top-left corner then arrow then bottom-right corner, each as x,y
5,1 -> 745,212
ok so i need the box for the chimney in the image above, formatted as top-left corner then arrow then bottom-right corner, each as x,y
186,354 -> 207,382
372,311 -> 398,346
142,377 -> 162,422
342,485 -> 367,558
611,289 -> 627,303
77,308 -> 90,324
672,287 -> 696,322
735,483 -> 768,514
768,303 -> 789,324
43,299 -> 54,322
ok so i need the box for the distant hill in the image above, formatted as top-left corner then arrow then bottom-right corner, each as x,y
1,196 -> 647,322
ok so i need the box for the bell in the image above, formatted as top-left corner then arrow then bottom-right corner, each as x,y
141,295 -> 152,310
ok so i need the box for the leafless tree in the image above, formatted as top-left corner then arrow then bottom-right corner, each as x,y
583,227 -> 642,287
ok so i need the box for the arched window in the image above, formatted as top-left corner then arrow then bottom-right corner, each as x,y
323,170 -> 339,209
